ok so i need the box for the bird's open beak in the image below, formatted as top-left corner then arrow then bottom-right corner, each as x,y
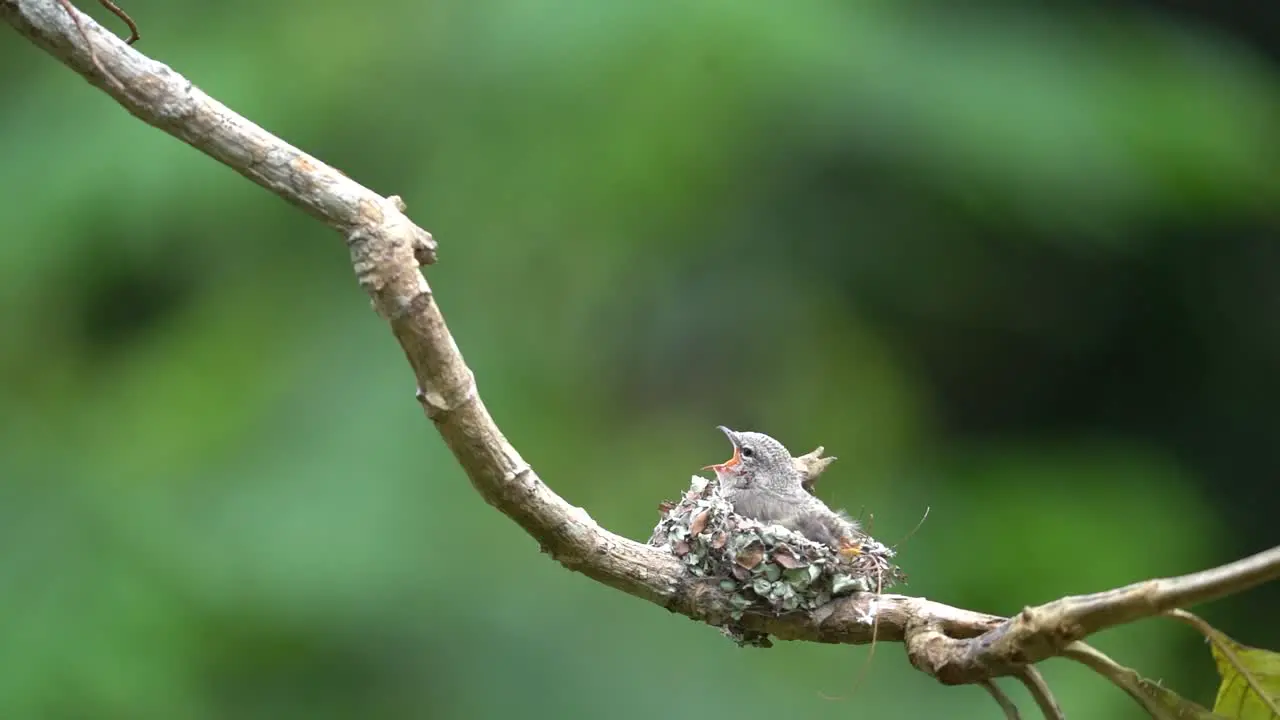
702,425 -> 742,471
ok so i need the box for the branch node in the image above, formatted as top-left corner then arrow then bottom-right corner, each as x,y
381,195 -> 437,266
414,371 -> 479,420
412,228 -> 437,266
569,505 -> 594,526
502,462 -> 532,484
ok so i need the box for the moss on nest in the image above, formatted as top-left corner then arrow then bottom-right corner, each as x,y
650,475 -> 905,644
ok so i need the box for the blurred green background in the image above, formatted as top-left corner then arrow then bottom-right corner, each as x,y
3,0 -> 1279,717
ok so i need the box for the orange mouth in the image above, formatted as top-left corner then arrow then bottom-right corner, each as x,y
702,446 -> 741,472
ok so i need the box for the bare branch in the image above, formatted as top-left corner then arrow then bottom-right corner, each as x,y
1,0 -> 1009,645
3,0 -> 437,268
910,545 -> 1280,684
5,0 -> 1277,713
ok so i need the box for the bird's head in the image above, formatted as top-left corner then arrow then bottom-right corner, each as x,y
703,426 -> 797,491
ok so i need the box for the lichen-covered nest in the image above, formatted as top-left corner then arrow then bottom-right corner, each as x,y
650,476 -> 905,623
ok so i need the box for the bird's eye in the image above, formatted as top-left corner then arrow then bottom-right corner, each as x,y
740,446 -> 755,458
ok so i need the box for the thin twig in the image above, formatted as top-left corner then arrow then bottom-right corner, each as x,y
96,0 -> 136,43
1061,642 -> 1181,720
1165,609 -> 1280,718
53,0 -> 122,90
980,680 -> 1022,720
892,505 -> 931,549
1014,667 -> 1065,720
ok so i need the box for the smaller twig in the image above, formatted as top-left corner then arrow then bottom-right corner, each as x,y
1061,642 -> 1178,720
98,0 -> 137,44
53,0 -> 136,90
892,505 -> 931,549
55,0 -> 113,88
979,680 -> 1022,720
1165,609 -> 1280,718
1013,666 -> 1065,720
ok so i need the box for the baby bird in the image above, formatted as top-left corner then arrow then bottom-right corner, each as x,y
703,426 -> 861,555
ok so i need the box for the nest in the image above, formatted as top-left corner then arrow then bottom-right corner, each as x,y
649,475 -> 905,644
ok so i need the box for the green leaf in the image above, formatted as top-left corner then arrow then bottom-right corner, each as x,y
1212,634 -> 1280,719
782,565 -> 819,589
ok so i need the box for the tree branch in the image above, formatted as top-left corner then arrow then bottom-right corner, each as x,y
3,0 -> 999,642
6,2 -> 1278,716
912,544 -> 1280,685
